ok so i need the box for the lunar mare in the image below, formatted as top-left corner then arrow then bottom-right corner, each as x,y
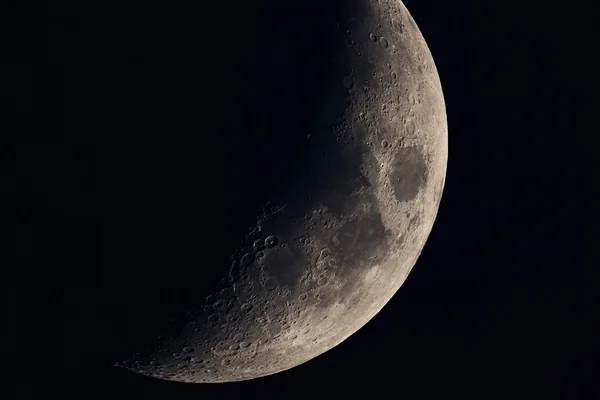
120,0 -> 447,382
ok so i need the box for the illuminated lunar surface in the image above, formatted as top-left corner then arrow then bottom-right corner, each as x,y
116,0 -> 448,383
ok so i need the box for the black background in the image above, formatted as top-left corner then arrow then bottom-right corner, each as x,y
1,0 -> 594,398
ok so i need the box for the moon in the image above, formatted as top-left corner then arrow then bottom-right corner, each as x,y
112,0 -> 447,383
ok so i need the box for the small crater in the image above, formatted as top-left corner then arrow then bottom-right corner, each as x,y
319,248 -> 331,260
369,33 -> 377,42
265,236 -> 278,248
240,253 -> 254,266
408,213 -> 421,230
395,20 -> 404,33
258,337 -> 269,345
253,239 -> 265,251
409,92 -> 416,105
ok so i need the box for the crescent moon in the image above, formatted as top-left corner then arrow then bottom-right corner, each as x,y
118,0 -> 447,383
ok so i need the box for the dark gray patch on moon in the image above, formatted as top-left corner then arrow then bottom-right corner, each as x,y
408,213 -> 421,230
262,243 -> 308,287
321,193 -> 391,311
388,145 -> 428,202
333,202 -> 389,271
328,213 -> 392,312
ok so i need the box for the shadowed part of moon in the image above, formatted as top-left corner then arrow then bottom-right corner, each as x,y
6,0 -> 450,386
388,145 -> 429,202
99,0 -> 448,383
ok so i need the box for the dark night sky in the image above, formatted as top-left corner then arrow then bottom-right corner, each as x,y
1,0 -> 593,398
